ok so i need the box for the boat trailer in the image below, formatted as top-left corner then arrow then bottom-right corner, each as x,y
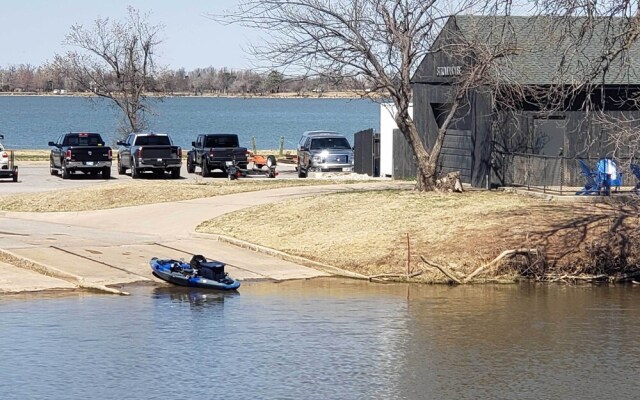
226,154 -> 278,180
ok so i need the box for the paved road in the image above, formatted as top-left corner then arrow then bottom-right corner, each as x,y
0,166 -> 406,294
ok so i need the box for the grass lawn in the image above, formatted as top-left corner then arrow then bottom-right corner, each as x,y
197,190 -> 640,280
0,179 -> 382,212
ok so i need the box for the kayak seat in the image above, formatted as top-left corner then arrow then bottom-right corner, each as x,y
190,254 -> 208,270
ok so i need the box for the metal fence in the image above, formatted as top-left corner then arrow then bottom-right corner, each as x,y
498,152 -> 639,195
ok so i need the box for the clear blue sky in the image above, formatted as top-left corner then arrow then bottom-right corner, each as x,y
0,0 -> 257,70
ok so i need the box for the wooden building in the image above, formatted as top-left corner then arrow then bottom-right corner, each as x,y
409,15 -> 640,188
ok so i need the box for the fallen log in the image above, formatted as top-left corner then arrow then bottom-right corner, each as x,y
419,256 -> 462,284
463,248 -> 539,283
367,270 -> 424,281
542,274 -> 608,282
610,271 -> 640,282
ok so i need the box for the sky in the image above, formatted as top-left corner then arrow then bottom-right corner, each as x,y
0,0 -> 258,71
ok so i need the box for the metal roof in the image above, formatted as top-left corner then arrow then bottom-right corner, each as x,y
430,15 -> 640,85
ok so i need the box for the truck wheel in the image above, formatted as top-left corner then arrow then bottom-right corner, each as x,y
171,168 -> 180,179
267,155 -> 277,168
117,157 -> 126,175
102,167 -> 111,179
12,167 -> 18,182
131,159 -> 140,179
298,163 -> 307,178
201,160 -> 210,177
62,162 -> 70,179
187,156 -> 195,173
49,158 -> 58,176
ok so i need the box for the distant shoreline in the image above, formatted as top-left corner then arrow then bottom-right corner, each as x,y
0,90 -> 387,100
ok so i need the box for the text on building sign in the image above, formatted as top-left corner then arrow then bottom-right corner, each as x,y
436,66 -> 462,77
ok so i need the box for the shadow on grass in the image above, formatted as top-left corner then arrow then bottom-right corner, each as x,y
501,197 -> 640,275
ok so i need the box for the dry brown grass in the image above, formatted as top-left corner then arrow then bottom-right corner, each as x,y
12,150 -> 52,161
197,190 -> 640,279
0,179 -> 367,212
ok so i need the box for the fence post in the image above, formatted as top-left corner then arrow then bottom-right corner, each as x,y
527,154 -> 531,191
252,136 -> 257,154
543,158 -> 547,193
279,136 -> 285,156
502,153 -> 506,187
560,156 -> 565,195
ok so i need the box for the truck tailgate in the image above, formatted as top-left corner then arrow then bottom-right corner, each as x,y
69,147 -> 111,162
209,148 -> 247,160
140,146 -> 175,158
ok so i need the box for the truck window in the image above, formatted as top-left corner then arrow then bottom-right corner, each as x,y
205,135 -> 239,148
64,134 -> 105,146
310,137 -> 351,150
134,135 -> 171,146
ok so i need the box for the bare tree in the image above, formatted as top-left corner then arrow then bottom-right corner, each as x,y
216,0 -> 497,191
543,1 -> 640,164
51,7 -> 163,136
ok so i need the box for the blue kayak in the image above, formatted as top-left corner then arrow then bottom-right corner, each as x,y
150,255 -> 240,291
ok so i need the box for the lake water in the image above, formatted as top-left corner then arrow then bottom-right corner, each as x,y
2,279 -> 639,400
0,96 -> 379,150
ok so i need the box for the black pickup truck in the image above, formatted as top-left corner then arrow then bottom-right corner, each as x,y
48,132 -> 112,179
186,134 -> 249,177
117,133 -> 182,179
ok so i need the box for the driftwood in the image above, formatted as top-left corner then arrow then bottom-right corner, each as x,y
463,248 -> 540,283
419,248 -> 540,284
435,171 -> 463,193
540,274 -> 608,284
367,270 -> 425,282
419,256 -> 462,284
611,271 -> 640,282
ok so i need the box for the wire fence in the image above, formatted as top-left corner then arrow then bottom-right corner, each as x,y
497,152 -> 640,195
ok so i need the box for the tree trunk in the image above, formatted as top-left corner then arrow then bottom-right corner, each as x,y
393,96 -> 462,192
394,109 -> 436,191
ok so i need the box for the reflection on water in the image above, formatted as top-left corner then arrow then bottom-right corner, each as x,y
1,279 -> 639,400
152,286 -> 237,308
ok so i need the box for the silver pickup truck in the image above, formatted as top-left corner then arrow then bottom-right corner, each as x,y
117,133 -> 182,179
296,131 -> 354,178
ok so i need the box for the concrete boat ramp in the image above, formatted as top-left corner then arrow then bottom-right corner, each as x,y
0,184 -> 395,295
0,218 -> 330,295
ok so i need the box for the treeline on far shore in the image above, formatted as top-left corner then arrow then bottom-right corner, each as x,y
0,64 -> 374,97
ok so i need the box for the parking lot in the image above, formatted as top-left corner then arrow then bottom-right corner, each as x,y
0,161 -> 301,195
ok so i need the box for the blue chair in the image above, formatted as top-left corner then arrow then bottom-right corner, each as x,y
576,158 -> 622,195
597,158 -> 623,194
576,159 -> 602,195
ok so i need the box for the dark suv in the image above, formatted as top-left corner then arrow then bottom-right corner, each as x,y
297,131 -> 353,178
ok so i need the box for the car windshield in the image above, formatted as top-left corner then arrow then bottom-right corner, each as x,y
205,135 -> 239,147
310,137 -> 351,150
134,135 -> 171,146
64,134 -> 104,146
